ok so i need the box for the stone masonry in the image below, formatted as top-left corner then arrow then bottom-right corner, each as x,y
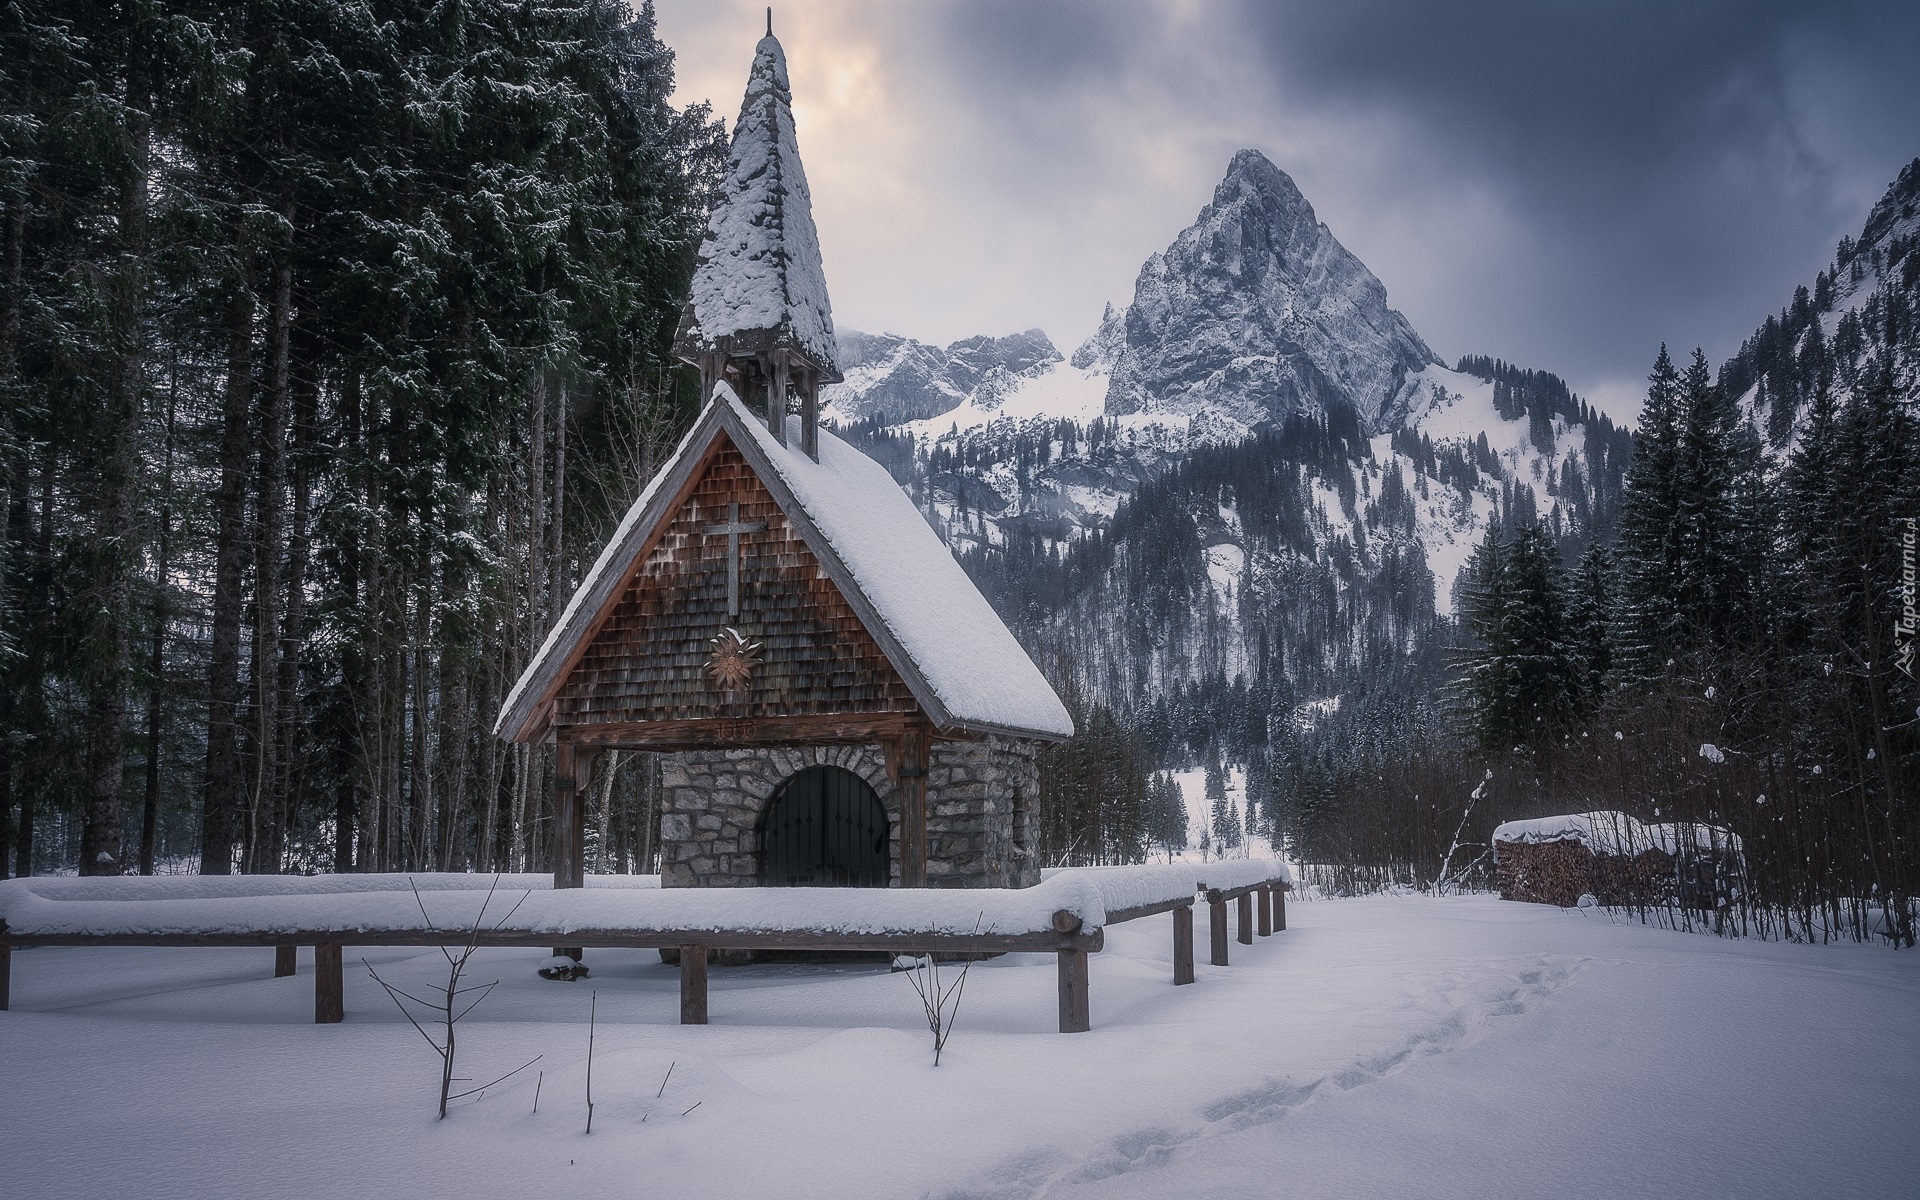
659,737 -> 1041,890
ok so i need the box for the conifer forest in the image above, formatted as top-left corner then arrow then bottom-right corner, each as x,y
2,0 -> 1916,949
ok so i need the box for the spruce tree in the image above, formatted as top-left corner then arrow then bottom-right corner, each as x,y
1615,346 -> 1685,681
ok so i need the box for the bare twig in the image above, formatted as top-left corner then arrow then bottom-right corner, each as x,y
656,1061 -> 675,1098
584,991 -> 597,1134
446,1055 -> 543,1102
363,875 -> 535,1118
902,914 -> 988,1065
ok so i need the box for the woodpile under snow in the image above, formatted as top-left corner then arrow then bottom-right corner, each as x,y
1492,812 -> 1743,909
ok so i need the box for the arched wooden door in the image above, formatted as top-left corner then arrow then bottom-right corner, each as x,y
760,766 -> 889,887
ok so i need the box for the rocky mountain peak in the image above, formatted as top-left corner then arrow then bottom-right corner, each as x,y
1102,149 -> 1440,434
823,328 -> 1064,424
1857,156 -> 1920,255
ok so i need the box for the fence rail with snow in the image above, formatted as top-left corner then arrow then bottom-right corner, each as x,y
0,864 -> 1292,1033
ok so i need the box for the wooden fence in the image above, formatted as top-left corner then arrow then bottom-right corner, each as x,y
0,871 -> 1291,1035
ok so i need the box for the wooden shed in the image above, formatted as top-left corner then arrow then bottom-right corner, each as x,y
493,26 -> 1074,897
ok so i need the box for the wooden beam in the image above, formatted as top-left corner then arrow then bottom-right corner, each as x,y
679,945 -> 708,1025
799,366 -> 819,460
1275,886 -> 1287,931
1237,891 -> 1254,946
1257,885 -> 1272,937
768,354 -> 789,446
314,943 -> 343,1024
552,741 -> 592,891
1056,949 -> 1091,1033
274,944 -> 296,978
1101,896 -> 1194,925
1208,890 -> 1230,966
884,725 -> 931,888
562,711 -> 933,753
1172,904 -> 1194,986
6,926 -> 1102,955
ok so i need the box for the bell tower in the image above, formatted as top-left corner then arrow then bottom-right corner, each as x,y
672,20 -> 841,459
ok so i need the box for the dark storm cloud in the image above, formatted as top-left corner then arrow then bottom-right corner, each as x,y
912,0 -> 1920,414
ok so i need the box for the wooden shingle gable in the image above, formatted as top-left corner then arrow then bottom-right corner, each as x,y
553,440 -> 919,728
495,388 -> 1073,748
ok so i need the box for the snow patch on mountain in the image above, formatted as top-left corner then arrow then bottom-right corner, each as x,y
905,359 -> 1111,438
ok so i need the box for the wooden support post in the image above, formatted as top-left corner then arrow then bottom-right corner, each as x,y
1172,903 -> 1195,985
884,726 -> 930,887
0,937 -> 10,1011
552,740 -> 590,891
314,943 -> 343,1024
275,944 -> 296,978
772,356 -> 790,446
679,945 -> 709,1025
1208,890 -> 1230,966
799,367 -> 819,460
1275,887 -> 1287,931
552,741 -> 589,961
1257,885 -> 1272,937
1057,949 -> 1091,1033
1237,891 -> 1254,945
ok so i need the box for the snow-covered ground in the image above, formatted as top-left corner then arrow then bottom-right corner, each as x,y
3,895 -> 1912,1199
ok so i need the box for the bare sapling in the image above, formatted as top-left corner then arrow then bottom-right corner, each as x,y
584,991 -> 597,1134
899,915 -> 987,1066
363,875 -> 543,1118
1433,770 -> 1490,895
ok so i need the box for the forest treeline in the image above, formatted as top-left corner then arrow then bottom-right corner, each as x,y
1306,326 -> 1918,941
0,0 -> 724,877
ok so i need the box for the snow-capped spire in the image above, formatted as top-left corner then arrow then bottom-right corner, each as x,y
673,25 -> 841,386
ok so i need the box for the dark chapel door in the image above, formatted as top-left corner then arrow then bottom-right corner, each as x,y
760,766 -> 889,887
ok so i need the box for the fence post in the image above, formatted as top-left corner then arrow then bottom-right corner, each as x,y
1237,891 -> 1254,945
679,945 -> 708,1025
1208,890 -> 1229,966
275,944 -> 297,978
1257,885 -> 1272,937
314,943 -> 343,1024
1172,904 -> 1195,985
1057,949 -> 1091,1033
1275,886 -> 1287,931
0,935 -> 10,1011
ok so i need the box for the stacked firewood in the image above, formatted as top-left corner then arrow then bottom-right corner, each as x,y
1498,838 -> 1681,907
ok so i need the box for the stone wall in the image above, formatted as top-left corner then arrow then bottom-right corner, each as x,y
659,737 -> 1041,890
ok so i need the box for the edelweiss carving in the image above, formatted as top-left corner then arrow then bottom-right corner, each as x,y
707,626 -> 762,703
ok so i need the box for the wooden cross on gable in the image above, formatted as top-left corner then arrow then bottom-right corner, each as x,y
702,500 -> 766,617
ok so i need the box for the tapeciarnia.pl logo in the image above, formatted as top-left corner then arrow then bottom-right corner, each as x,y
1899,516 -> 1917,679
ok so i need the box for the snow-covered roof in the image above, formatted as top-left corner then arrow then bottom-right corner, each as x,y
1491,812 -> 1743,860
672,32 -> 840,380
494,386 -> 1074,743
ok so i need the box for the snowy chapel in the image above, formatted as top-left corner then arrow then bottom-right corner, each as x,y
493,26 -> 1074,894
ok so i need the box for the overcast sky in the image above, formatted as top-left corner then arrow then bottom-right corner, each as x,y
654,0 -> 1920,419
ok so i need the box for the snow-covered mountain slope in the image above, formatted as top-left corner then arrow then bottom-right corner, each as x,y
1721,157 -> 1920,453
1097,149 -> 1441,434
821,328 -> 1064,424
828,150 -> 1630,700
